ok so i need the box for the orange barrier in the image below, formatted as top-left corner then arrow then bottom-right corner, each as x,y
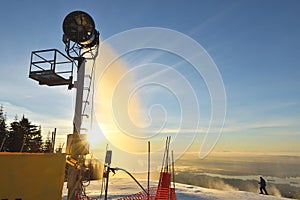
155,172 -> 171,200
170,188 -> 177,200
75,192 -> 98,200
118,187 -> 156,200
118,172 -> 177,200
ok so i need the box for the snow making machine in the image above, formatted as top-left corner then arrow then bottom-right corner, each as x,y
29,10 -> 100,200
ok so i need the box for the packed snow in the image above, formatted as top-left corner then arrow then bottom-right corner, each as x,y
62,177 -> 293,200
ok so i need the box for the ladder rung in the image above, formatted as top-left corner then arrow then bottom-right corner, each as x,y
85,75 -> 92,79
82,114 -> 89,118
83,101 -> 90,105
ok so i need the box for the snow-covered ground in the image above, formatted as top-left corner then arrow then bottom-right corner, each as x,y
62,178 -> 293,200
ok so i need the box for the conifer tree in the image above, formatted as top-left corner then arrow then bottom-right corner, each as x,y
43,132 -> 53,153
7,115 -> 43,152
0,105 -> 8,151
7,117 -> 23,152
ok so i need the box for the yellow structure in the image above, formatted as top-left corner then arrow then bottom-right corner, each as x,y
0,153 -> 66,200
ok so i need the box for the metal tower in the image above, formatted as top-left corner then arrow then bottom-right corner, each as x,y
29,10 -> 99,200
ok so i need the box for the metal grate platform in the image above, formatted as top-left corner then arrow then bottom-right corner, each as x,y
29,49 -> 74,88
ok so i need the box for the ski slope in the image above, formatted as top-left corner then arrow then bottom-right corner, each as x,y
62,178 -> 292,200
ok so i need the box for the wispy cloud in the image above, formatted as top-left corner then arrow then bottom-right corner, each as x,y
223,119 -> 299,134
0,101 -> 72,137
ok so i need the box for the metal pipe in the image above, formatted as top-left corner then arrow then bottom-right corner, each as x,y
104,166 -> 110,200
148,141 -> 150,199
51,128 -> 56,153
172,150 -> 175,189
112,167 -> 149,195
0,137 -> 6,151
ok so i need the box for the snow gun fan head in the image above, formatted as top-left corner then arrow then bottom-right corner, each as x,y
62,10 -> 99,48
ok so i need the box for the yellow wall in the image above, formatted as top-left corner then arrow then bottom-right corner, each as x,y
0,153 -> 66,200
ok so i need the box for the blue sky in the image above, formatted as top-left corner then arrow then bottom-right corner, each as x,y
0,0 -> 300,155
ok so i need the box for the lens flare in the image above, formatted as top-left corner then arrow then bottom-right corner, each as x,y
83,27 -> 226,172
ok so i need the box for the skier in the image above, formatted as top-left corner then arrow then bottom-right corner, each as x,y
259,176 -> 268,195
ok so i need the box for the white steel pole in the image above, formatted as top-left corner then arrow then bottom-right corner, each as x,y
67,58 -> 86,200
73,59 -> 85,135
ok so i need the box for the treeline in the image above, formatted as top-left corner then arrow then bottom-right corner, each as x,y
0,105 -> 54,153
